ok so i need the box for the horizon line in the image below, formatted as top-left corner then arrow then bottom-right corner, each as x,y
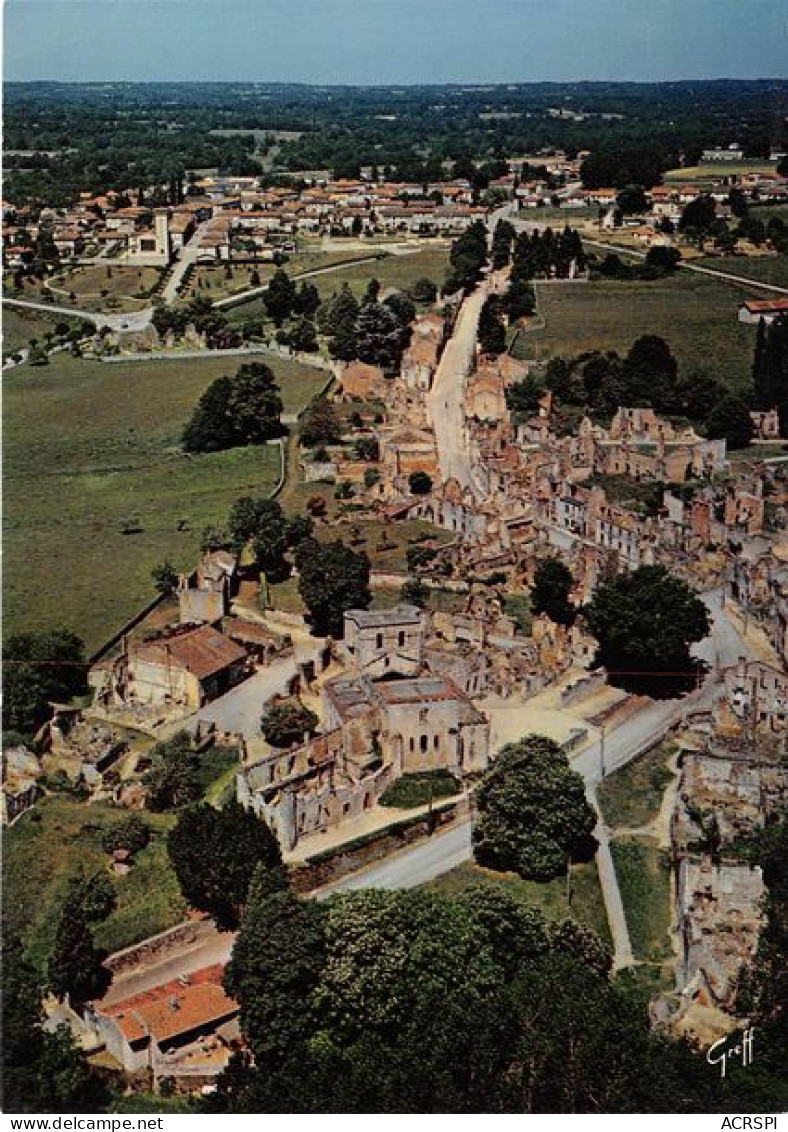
5,75 -> 788,87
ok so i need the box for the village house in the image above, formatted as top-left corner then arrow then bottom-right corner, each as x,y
341,605 -> 426,678
89,624 -> 251,713
738,298 -> 788,325
86,964 -> 239,1085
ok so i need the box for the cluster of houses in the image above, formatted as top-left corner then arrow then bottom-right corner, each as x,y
4,142 -> 787,281
2,173 -> 492,274
329,293 -> 788,653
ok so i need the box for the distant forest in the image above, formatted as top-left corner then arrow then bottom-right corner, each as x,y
4,80 -> 788,206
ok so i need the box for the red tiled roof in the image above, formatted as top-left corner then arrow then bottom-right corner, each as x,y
101,964 -> 237,1046
133,625 -> 246,679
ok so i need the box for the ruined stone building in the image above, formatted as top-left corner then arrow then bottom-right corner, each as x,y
90,624 -> 251,713
178,550 -> 239,625
676,857 -> 765,1011
237,607 -> 489,850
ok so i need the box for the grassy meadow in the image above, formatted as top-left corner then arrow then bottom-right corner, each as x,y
3,797 -> 186,971
512,271 -> 764,390
2,305 -> 64,354
3,352 -> 328,650
694,255 -> 788,290
423,859 -> 612,949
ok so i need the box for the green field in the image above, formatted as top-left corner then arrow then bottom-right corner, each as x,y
2,305 -> 64,354
512,271 -> 763,390
228,244 -> 452,322
3,353 -> 328,650
610,835 -> 673,962
47,265 -> 162,311
202,250 -> 386,307
423,858 -> 612,948
3,797 -> 185,971
598,742 -> 675,829
664,163 -> 776,182
695,255 -> 788,289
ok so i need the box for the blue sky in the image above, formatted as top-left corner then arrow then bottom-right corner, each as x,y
4,0 -> 787,84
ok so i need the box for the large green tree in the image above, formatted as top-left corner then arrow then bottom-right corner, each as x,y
299,397 -> 343,449
182,363 -> 284,453
215,883 -> 716,1114
261,700 -> 319,748
227,495 -> 289,580
584,564 -> 710,676
48,894 -> 108,1005
142,730 -> 202,811
2,628 -> 86,736
295,539 -> 371,637
355,301 -> 409,373
473,734 -> 596,880
705,394 -> 754,450
224,888 -> 326,1066
530,558 -> 575,626
263,269 -> 297,326
168,801 -> 285,928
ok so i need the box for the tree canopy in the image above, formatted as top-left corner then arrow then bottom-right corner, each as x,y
473,734 -> 597,880
705,394 -> 754,450
584,564 -> 711,678
530,558 -> 576,626
295,539 -> 371,637
215,879 -> 719,1113
142,730 -> 202,811
182,362 -> 284,453
167,801 -> 285,928
261,700 -> 320,748
2,628 -> 86,737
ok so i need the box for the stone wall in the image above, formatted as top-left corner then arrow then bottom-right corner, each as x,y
290,798 -> 465,893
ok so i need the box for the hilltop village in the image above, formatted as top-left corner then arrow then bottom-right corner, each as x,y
4,135 -> 788,1104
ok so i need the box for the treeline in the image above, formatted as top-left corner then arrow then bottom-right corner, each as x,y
6,80 -> 787,207
208,875 -> 732,1113
507,331 -> 761,450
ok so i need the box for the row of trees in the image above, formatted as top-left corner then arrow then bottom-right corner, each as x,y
213,877 -> 720,1113
752,315 -> 788,434
444,220 -> 489,294
318,282 -> 413,372
506,333 -> 757,450
508,225 -> 586,281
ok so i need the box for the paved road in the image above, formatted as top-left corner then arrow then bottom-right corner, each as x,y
2,295 -> 154,333
426,282 -> 489,494
160,220 -> 213,305
315,819 -> 474,898
197,640 -> 324,737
